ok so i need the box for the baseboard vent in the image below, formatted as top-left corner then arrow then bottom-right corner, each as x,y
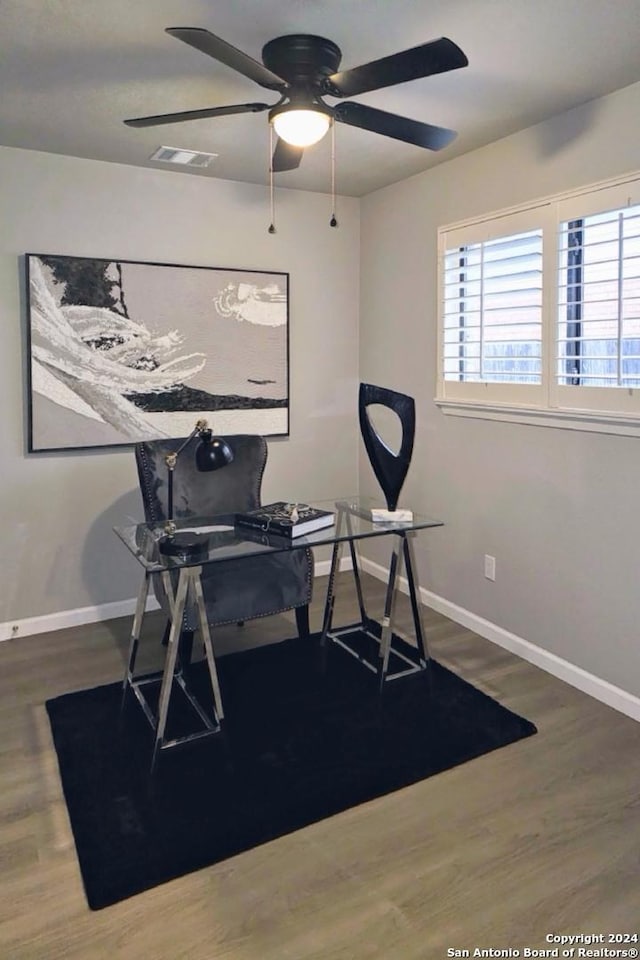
150,146 -> 218,168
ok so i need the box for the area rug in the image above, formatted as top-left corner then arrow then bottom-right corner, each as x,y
46,631 -> 536,909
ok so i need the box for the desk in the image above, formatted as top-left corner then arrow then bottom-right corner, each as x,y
114,497 -> 443,770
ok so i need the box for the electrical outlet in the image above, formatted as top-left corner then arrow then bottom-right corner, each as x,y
484,555 -> 496,581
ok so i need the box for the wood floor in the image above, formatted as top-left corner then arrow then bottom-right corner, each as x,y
1,571 -> 639,959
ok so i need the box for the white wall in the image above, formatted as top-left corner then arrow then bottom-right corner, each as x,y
0,147 -> 360,625
4,80 -> 640,707
360,80 -> 640,700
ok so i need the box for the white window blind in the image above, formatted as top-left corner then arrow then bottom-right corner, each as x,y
443,229 -> 543,384
437,170 -> 640,433
557,204 -> 640,387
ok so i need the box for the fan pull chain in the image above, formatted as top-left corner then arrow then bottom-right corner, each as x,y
330,120 -> 338,228
268,124 -> 276,234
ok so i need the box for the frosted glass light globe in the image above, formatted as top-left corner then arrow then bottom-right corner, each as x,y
272,109 -> 330,147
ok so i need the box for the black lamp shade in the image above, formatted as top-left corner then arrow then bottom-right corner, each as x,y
195,431 -> 234,472
158,429 -> 234,558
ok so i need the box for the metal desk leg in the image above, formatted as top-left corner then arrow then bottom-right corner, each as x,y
344,510 -> 368,628
319,507 -> 347,646
152,568 -> 189,772
319,510 -> 431,684
319,540 -> 343,645
403,533 -> 430,665
161,569 -> 176,620
121,572 -> 150,712
192,567 -> 224,722
122,566 -> 224,773
378,535 -> 406,686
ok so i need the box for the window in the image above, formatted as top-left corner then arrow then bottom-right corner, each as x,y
437,173 -> 640,434
443,229 -> 543,385
557,206 -> 640,388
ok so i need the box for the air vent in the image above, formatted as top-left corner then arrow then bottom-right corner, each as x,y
150,146 -> 218,168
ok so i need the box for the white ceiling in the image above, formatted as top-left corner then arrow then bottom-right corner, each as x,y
3,0 -> 640,197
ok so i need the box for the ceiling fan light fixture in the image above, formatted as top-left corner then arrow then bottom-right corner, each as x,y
272,108 -> 331,147
126,29 -> 468,172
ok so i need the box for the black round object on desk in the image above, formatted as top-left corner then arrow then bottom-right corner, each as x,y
158,531 -> 209,559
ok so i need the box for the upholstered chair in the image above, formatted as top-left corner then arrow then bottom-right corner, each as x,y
135,434 -> 313,662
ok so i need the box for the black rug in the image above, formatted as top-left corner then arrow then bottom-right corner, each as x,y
46,631 -> 536,910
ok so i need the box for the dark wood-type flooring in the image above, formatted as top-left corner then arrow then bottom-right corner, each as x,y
1,572 -> 639,958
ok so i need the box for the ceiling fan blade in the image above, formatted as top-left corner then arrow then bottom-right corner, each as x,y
271,138 -> 304,172
323,37 -> 468,98
334,101 -> 457,151
124,102 -> 270,128
166,27 -> 286,91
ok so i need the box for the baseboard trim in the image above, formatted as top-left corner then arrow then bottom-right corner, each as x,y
0,596 -> 162,643
359,556 -> 640,724
7,553 -> 636,724
0,555 -> 352,644
314,556 -> 353,578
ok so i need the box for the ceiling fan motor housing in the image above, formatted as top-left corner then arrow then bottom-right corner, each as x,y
261,35 -> 342,86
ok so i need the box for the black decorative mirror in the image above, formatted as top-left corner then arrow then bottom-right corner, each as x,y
358,382 -> 415,513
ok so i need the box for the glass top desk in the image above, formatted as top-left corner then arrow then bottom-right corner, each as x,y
115,496 -> 444,770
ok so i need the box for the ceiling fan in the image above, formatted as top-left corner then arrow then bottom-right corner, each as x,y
124,28 -> 468,172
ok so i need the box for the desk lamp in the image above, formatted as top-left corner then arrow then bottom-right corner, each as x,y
158,419 -> 234,558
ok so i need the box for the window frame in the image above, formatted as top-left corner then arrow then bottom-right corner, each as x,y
436,171 -> 640,437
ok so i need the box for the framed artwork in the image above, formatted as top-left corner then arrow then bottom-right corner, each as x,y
25,253 -> 290,452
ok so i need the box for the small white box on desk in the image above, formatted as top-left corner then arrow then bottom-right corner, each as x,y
370,508 -> 413,522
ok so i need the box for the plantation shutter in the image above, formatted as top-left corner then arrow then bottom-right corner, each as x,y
551,179 -> 640,416
443,229 -> 543,383
557,204 -> 640,387
438,205 -> 550,407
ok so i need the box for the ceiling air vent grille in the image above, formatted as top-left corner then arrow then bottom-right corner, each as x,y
150,146 -> 218,167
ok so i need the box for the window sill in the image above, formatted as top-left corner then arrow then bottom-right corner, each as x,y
435,398 -> 640,437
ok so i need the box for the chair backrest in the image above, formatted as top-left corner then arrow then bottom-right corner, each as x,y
135,434 -> 268,522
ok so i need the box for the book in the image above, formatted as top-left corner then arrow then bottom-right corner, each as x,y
234,501 -> 335,539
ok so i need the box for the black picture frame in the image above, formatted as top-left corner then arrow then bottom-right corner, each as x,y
25,253 -> 290,452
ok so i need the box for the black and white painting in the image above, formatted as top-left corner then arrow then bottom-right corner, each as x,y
26,254 -> 289,451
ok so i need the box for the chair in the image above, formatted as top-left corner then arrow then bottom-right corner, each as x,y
135,434 -> 313,664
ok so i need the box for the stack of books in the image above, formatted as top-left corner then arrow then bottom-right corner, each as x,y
234,501 -> 335,539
